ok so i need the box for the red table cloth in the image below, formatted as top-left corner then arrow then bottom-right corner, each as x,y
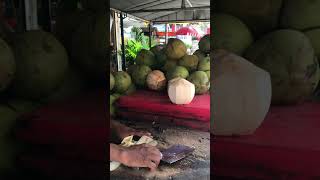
14,90 -> 107,179
213,102 -> 320,179
116,90 -> 210,131
15,90 -> 108,145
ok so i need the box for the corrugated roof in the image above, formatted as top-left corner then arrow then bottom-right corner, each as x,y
110,0 -> 210,22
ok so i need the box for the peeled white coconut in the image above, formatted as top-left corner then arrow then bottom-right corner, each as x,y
110,161 -> 121,171
212,49 -> 271,136
110,135 -> 158,171
168,77 -> 195,105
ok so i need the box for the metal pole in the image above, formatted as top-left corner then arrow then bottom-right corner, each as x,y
24,0 -> 39,30
165,23 -> 168,44
181,0 -> 186,9
120,12 -> 126,71
149,23 -> 152,48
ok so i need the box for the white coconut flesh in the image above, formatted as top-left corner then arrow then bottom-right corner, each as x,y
212,49 -> 272,136
168,77 -> 195,105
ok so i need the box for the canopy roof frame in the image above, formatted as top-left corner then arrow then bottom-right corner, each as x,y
110,0 -> 210,22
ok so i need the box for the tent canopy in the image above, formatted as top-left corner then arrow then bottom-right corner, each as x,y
110,0 -> 210,22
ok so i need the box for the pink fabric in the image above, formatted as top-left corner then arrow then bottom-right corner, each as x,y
116,90 -> 210,131
15,90 -> 108,145
213,102 -> 320,179
14,90 -> 108,179
116,90 -> 210,122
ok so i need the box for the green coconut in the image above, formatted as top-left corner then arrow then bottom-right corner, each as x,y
127,64 -> 138,76
132,65 -> 152,88
187,71 -> 210,95
151,46 -> 167,69
198,35 -> 210,53
305,29 -> 320,60
55,10 -> 92,54
155,52 -> 167,69
244,29 -> 319,104
9,30 -> 69,100
150,45 -> 165,55
0,21 -> 13,42
136,49 -> 157,69
110,105 -> 115,117
7,99 -> 41,117
165,38 -> 187,60
0,141 -> 18,172
0,105 -> 17,137
215,0 -> 283,37
314,63 -> 320,99
198,57 -> 210,71
110,94 -> 121,105
0,38 -> 15,93
124,83 -> 136,95
166,66 -> 189,81
110,93 -> 121,117
213,13 -> 254,55
113,71 -> 132,94
71,12 -> 108,80
281,0 -> 320,30
110,73 -> 115,91
162,60 -> 178,73
41,67 -> 88,103
179,55 -> 199,72
205,71 -> 210,79
193,49 -> 207,61
113,93 -> 122,100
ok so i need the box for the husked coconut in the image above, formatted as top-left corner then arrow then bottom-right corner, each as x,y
168,77 -> 195,105
212,49 -> 271,136
0,38 -> 15,92
146,70 -> 167,91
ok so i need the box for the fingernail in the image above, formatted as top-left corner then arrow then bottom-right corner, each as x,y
160,152 -> 163,159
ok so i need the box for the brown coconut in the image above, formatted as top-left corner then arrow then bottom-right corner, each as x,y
146,70 -> 167,91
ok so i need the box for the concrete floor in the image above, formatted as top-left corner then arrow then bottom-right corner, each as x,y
110,119 -> 210,180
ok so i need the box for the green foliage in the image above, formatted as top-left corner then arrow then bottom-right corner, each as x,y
131,27 -> 144,42
185,44 -> 192,49
121,27 -> 158,66
144,36 -> 158,48
124,40 -> 144,65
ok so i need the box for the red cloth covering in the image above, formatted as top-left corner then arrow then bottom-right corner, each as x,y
15,90 -> 107,179
15,90 -> 108,146
116,90 -> 210,131
213,102 -> 320,179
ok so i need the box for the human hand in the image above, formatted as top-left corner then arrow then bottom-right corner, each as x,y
121,144 -> 162,171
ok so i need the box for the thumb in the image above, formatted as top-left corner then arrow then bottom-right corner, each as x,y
147,161 -> 157,172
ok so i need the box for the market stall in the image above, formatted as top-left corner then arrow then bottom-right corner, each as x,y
109,0 -> 211,179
